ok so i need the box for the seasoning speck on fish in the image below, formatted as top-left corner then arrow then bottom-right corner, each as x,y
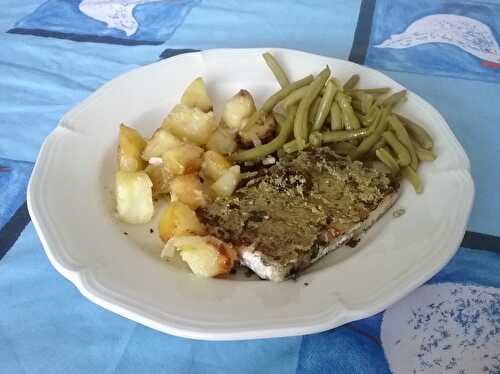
393,208 -> 406,218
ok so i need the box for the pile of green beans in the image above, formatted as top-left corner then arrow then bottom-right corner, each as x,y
232,52 -> 437,194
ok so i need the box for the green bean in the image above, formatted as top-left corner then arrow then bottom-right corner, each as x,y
376,90 -> 407,108
309,127 -> 372,147
352,107 -> 390,159
313,80 -> 337,131
367,136 -> 386,158
263,52 -> 289,88
354,110 -> 365,126
276,148 -> 287,160
396,114 -> 434,150
374,96 -> 386,107
273,112 -> 286,126
360,92 -> 374,114
243,75 -> 313,133
357,113 -> 371,128
389,115 -> 418,170
283,139 -> 303,153
330,102 -> 343,130
346,87 -> 391,95
383,131 -> 411,166
294,66 -> 331,148
343,74 -> 360,90
309,132 -> 323,147
351,92 -> 373,114
414,142 -> 437,161
366,104 -> 381,121
347,138 -> 362,147
309,96 -> 322,123
262,75 -> 314,113
401,166 -> 423,194
349,91 -> 364,101
331,141 -> 357,156
232,106 -> 298,162
373,137 -> 386,150
376,147 -> 400,174
337,92 -> 360,130
358,105 -> 380,127
351,99 -> 363,113
282,85 -> 310,109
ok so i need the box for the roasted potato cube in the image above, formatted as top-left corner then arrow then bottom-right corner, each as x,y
158,201 -> 206,242
164,235 -> 236,277
206,125 -> 238,155
201,150 -> 232,181
142,128 -> 181,162
145,164 -> 173,197
162,144 -> 204,175
211,165 -> 241,197
115,170 -> 154,224
162,104 -> 216,145
118,124 -> 147,172
170,174 -> 210,209
239,114 -> 276,146
180,77 -> 213,112
222,90 -> 256,132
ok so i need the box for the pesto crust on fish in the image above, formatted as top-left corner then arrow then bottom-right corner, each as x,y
198,148 -> 400,281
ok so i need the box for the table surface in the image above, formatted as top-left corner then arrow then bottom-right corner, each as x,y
1,1 -> 500,373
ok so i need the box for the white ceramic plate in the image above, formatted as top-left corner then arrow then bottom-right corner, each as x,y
28,48 -> 474,340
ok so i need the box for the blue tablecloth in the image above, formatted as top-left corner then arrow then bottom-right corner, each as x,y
1,1 -> 500,373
